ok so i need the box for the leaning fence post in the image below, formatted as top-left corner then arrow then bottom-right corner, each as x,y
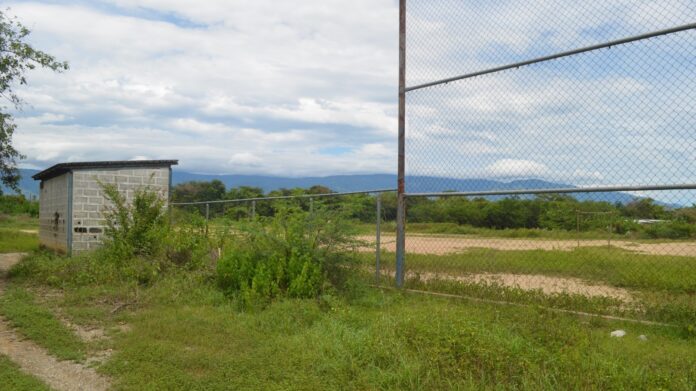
375,193 -> 382,283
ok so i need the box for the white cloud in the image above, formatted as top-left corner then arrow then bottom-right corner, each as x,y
5,0 -> 695,203
485,159 -> 550,178
7,0 -> 398,175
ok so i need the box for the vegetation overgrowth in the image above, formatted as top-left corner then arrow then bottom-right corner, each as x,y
11,185 -> 359,307
171,181 -> 696,239
2,186 -> 696,389
216,205 -> 360,308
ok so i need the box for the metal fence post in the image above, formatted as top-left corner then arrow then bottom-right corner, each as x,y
251,200 -> 256,220
375,193 -> 382,283
576,209 -> 580,249
309,197 -> 314,214
205,202 -> 210,236
395,0 -> 406,288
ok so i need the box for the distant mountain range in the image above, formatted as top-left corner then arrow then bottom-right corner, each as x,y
6,168 -> 654,206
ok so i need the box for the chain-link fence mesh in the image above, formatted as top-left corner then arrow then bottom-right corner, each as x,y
399,1 -> 696,325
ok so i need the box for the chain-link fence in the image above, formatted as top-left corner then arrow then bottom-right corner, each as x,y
395,1 -> 696,325
170,190 -> 396,283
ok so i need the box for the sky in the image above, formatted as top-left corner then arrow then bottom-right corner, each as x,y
9,0 -> 398,176
6,0 -> 696,203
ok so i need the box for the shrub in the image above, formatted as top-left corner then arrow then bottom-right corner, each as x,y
643,221 -> 694,239
100,182 -> 210,268
100,183 -> 169,259
216,205 -> 358,307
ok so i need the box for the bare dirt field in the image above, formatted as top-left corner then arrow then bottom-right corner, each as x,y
360,234 -> 696,257
411,271 -> 633,302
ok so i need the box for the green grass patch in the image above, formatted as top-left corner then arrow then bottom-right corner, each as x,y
384,247 -> 696,292
368,222 -> 619,239
360,222 -> 695,242
99,288 -> 696,390
6,250 -> 696,389
0,214 -> 39,252
0,230 -> 38,253
0,214 -> 38,231
0,287 -> 86,361
0,355 -> 50,391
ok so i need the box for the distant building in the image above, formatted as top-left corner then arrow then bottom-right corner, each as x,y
32,160 -> 178,254
634,219 -> 665,225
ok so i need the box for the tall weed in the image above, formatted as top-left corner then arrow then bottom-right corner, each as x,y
217,205 -> 358,307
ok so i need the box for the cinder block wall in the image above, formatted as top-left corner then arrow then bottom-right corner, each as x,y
38,174 -> 70,253
71,167 -> 170,253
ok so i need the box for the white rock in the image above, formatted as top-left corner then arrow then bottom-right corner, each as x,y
610,329 -> 626,338
639,335 -> 648,341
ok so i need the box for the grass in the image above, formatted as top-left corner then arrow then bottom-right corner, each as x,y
0,355 -> 50,391
0,214 -> 38,252
0,230 -> 38,253
0,287 -> 86,361
0,214 -> 38,231
98,286 -> 696,390
1,204 -> 694,389
382,247 -> 696,292
359,222 -> 692,242
4,251 -> 696,390
367,248 -> 696,324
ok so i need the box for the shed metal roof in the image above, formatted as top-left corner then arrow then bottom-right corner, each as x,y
32,160 -> 179,181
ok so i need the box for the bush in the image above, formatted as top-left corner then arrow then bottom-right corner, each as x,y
100,182 -> 210,268
100,183 -> 169,259
216,205 -> 358,307
643,221 -> 694,239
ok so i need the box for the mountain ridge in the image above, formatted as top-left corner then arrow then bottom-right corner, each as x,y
6,168 -> 648,205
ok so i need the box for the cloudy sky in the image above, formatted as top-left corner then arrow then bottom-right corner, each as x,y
7,0 -> 696,201
9,0 -> 398,176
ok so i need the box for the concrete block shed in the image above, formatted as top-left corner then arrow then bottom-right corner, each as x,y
32,160 -> 178,254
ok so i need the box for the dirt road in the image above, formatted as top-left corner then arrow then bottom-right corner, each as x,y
361,234 -> 696,257
0,253 -> 110,391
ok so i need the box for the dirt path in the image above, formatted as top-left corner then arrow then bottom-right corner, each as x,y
412,271 -> 633,302
0,253 -> 110,391
361,235 -> 696,257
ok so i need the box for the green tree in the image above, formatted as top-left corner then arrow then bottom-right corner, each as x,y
621,198 -> 666,219
171,180 -> 226,203
1,10 -> 68,191
226,186 -> 264,200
